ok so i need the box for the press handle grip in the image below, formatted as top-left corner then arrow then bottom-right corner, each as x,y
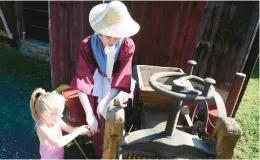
203,78 -> 216,98
187,60 -> 197,75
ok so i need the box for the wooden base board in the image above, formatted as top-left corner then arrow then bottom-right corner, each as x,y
19,39 -> 49,61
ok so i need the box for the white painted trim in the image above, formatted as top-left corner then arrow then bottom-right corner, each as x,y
0,30 -> 13,39
0,7 -> 13,39
0,7 -> 11,34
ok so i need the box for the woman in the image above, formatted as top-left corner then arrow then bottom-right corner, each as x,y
69,0 -> 140,157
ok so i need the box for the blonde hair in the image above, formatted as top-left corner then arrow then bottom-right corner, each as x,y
30,88 -> 65,121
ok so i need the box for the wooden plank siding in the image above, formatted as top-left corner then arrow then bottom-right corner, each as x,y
49,1 -> 206,89
130,1 -> 205,71
50,1 -> 99,88
23,1 -> 49,42
192,1 -> 259,89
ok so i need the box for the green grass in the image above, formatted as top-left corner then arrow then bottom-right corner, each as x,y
0,46 -> 52,90
234,62 -> 259,159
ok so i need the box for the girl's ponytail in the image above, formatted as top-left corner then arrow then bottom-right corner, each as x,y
30,88 -> 46,121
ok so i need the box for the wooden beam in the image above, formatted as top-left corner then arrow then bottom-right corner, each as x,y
211,117 -> 242,159
14,1 -> 25,48
0,7 -> 11,34
102,104 -> 125,159
19,39 -> 49,61
225,73 -> 246,117
0,30 -> 13,39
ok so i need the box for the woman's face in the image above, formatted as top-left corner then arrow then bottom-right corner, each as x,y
100,34 -> 121,47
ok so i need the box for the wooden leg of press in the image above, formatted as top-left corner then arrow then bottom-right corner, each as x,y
226,73 -> 246,117
102,105 -> 125,159
212,117 -> 242,159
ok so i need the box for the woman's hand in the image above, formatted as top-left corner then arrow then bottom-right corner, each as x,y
97,98 -> 109,120
79,125 -> 92,136
97,88 -> 120,119
86,113 -> 98,134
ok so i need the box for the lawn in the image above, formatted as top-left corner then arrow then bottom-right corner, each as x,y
234,62 -> 259,159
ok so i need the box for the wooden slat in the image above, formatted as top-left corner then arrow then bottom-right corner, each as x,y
102,105 -> 125,159
60,2 -> 71,85
20,40 -> 49,61
134,2 -> 158,65
154,1 -> 181,67
0,30 -> 13,39
179,1 -> 206,71
172,1 -> 193,69
49,1 -> 99,88
136,65 -> 183,107
14,1 -> 24,47
192,1 -> 258,89
225,73 -> 246,117
69,2 -> 78,80
130,1 -> 146,64
130,1 -> 204,68
0,7 -> 11,34
50,2 -> 62,89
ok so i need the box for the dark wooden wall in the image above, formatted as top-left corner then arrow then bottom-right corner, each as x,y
130,1 -> 205,70
192,1 -> 259,89
23,1 -> 49,42
50,1 -> 100,88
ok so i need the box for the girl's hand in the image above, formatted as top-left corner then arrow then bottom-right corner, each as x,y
79,125 -> 92,136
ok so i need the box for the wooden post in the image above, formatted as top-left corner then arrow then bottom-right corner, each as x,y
211,117 -> 242,159
102,105 -> 125,159
226,73 -> 246,117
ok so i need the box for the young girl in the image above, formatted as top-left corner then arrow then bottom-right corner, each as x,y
30,88 -> 91,159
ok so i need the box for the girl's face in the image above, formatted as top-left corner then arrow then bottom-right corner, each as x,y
100,34 -> 121,47
41,108 -> 64,126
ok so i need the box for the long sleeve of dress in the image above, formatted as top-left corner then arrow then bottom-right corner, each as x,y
70,37 -> 96,95
111,38 -> 135,94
